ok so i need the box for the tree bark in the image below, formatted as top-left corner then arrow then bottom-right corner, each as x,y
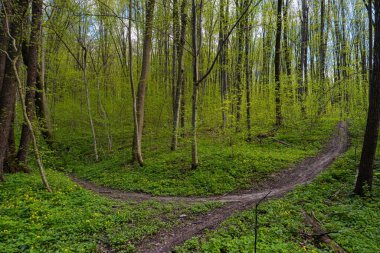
355,0 -> 380,195
298,0 -> 308,116
369,0 -> 373,83
17,0 -> 43,166
283,0 -> 291,77
235,1 -> 244,132
319,0 -> 327,81
191,0 -> 199,169
244,0 -> 252,141
129,0 -> 143,165
171,0 -> 188,151
132,0 -> 156,164
219,0 -> 228,129
0,0 -> 29,181
274,0 -> 283,126
0,10 -> 8,92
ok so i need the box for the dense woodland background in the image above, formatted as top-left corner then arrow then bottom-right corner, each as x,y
0,0 -> 379,252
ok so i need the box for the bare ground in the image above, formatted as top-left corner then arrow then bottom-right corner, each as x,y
70,121 -> 349,253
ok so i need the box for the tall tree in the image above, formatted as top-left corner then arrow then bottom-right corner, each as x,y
319,0 -> 327,81
129,0 -> 143,165
132,0 -> 156,164
298,0 -> 308,115
171,0 -> 188,151
218,0 -> 229,129
355,0 -> 380,195
274,0 -> 283,126
0,8 -> 8,92
191,0 -> 199,169
244,0 -> 252,141
17,0 -> 44,167
0,0 -> 29,181
283,0 -> 292,77
234,0 -> 244,132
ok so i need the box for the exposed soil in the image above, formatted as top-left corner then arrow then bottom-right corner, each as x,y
70,122 -> 349,253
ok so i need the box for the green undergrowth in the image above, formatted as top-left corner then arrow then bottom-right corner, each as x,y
176,147 -> 380,252
65,118 -> 338,196
0,171 -> 221,252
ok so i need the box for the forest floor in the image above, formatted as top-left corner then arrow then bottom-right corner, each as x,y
70,121 -> 349,252
2,120 -> 379,253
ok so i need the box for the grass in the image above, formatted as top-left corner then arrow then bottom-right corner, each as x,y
64,118 -> 338,196
3,116 -> 373,252
175,146 -> 380,252
0,170 -> 221,253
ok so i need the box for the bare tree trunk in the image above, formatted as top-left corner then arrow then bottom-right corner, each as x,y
244,0 -> 252,141
191,0 -> 199,169
369,0 -> 373,83
132,0 -> 156,164
219,0 -> 228,129
235,1 -> 244,132
17,0 -> 43,166
0,11 -> 8,92
130,0 -> 143,165
298,0 -> 308,116
318,0 -> 328,115
274,0 -> 283,126
355,0 -> 380,195
4,109 -> 17,173
283,0 -> 292,77
180,75 -> 186,132
171,0 -> 188,151
319,0 -> 327,81
172,0 -> 179,115
0,0 -> 28,182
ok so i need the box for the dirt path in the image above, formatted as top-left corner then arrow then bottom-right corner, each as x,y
70,122 -> 349,252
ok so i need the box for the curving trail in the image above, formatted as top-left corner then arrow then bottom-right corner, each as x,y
71,122 -> 349,253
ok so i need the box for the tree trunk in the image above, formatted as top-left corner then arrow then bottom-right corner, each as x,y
355,0 -> 380,195
219,0 -> 228,129
191,0 -> 199,169
171,0 -> 188,151
172,0 -> 179,115
369,0 -> 373,83
274,0 -> 283,126
17,0 -> 43,166
283,0 -> 291,77
319,0 -> 327,81
4,110 -> 18,173
0,0 -> 28,181
298,0 -> 308,116
0,11 -> 8,92
180,76 -> 186,132
132,0 -> 156,164
235,1 -> 244,132
129,0 -> 143,165
244,0 -> 252,141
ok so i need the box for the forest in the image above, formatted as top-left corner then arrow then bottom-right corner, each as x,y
0,0 -> 379,252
